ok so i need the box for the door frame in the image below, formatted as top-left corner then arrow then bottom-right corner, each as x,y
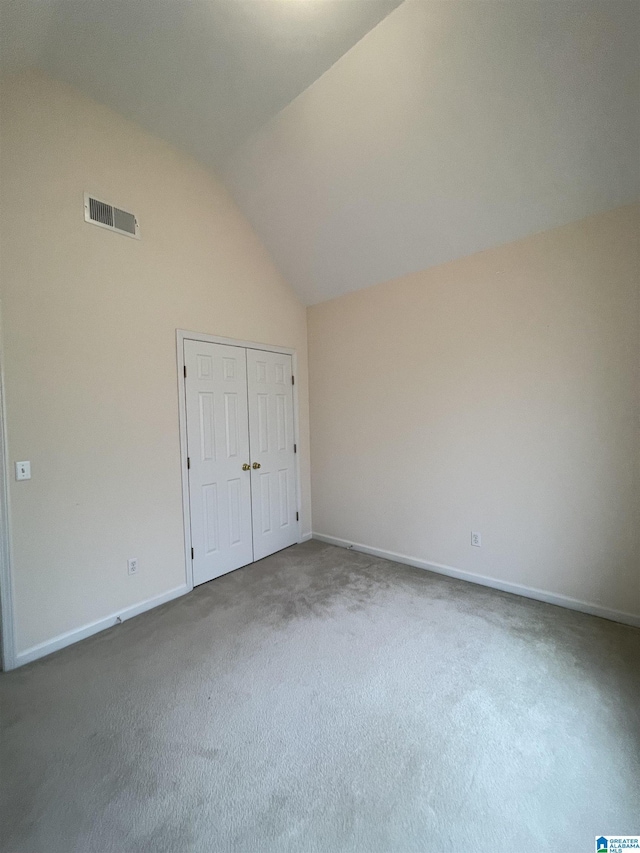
0,306 -> 17,670
176,329 -> 303,591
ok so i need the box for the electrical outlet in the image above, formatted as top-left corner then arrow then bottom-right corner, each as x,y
471,531 -> 481,547
127,557 -> 138,575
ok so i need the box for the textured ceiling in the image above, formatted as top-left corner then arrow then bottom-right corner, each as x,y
0,0 -> 402,169
226,0 -> 640,303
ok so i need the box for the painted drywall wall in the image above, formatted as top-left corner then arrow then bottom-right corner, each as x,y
0,71 -> 311,656
308,206 -> 640,618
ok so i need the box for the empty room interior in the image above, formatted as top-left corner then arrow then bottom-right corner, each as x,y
0,1 -> 639,851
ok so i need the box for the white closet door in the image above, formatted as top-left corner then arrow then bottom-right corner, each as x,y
184,340 -> 253,585
247,349 -> 298,561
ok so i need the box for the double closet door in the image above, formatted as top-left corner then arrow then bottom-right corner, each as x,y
184,339 -> 298,586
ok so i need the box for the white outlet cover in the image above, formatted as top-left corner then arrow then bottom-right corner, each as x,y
471,531 -> 482,547
127,558 -> 138,575
15,461 -> 31,481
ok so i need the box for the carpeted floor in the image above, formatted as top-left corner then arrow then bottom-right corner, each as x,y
1,539 -> 639,853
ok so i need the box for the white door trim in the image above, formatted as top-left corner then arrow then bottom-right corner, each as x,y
176,330 -> 303,591
0,306 -> 17,671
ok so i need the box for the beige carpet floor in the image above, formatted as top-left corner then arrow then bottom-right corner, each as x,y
1,539 -> 639,852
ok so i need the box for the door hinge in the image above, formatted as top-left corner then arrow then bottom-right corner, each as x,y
296,511 -> 299,521
294,443 -> 297,453
291,375 -> 295,385
191,547 -> 194,560
184,365 -> 187,378
187,457 -> 190,469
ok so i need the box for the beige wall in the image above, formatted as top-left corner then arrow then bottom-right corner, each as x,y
308,206 -> 640,618
0,72 -> 311,655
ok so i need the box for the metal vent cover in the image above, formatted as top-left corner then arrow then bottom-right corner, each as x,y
84,193 -> 140,238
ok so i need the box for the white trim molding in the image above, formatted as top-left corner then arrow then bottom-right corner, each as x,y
0,304 -> 17,671
176,330 -> 304,591
313,533 -> 640,629
15,584 -> 189,668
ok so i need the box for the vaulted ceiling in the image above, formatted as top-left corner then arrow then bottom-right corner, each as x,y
0,0 -> 402,168
2,0 -> 639,304
226,0 -> 640,303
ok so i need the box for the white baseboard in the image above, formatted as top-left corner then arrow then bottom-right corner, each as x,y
312,533 -> 640,629
299,531 -> 313,543
14,584 -> 190,668
12,536 -> 638,668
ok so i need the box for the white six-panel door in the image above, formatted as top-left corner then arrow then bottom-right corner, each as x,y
246,349 -> 298,561
184,340 -> 298,586
184,340 -> 254,585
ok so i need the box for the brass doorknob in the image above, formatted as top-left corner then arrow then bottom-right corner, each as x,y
252,462 -> 261,469
242,463 -> 250,471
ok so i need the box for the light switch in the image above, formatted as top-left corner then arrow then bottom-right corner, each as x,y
15,461 -> 31,481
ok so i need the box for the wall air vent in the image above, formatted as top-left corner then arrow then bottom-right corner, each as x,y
84,193 -> 140,238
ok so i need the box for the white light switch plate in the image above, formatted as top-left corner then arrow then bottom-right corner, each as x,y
15,461 -> 31,481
